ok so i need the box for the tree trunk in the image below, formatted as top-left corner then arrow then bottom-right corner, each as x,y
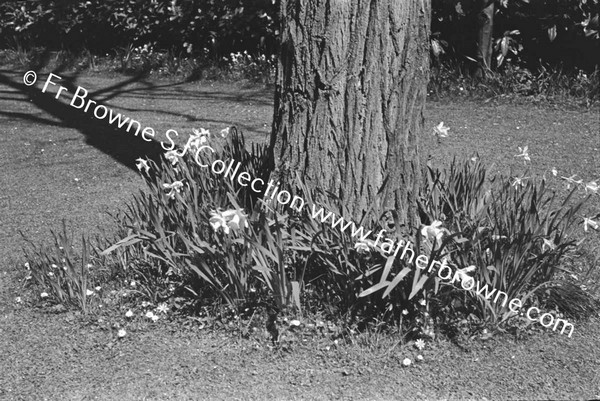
269,0 -> 430,230
474,0 -> 494,78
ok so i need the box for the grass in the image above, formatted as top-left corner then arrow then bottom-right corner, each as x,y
0,66 -> 599,399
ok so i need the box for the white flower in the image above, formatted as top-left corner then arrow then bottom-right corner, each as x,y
354,239 -> 376,253
51,264 -> 58,269
561,174 -> 583,189
420,220 -> 449,245
86,263 -> 93,269
585,181 -> 599,194
190,128 -> 210,149
86,290 -> 94,296
125,310 -> 134,318
418,299 -> 426,306
511,176 -> 528,188
491,234 -> 507,241
583,217 -> 599,232
151,315 -> 159,322
117,329 -> 127,338
130,280 -> 136,287
145,311 -> 155,319
416,354 -> 424,361
15,296 -> 22,303
209,209 -> 249,234
455,265 -> 476,283
220,127 -> 230,138
164,150 -> 179,166
95,286 -> 101,291
402,358 -> 412,367
135,158 -> 150,174
40,292 -> 48,298
514,146 -> 531,163
433,122 -> 450,138
163,180 -> 184,199
156,303 -> 169,314
415,339 -> 425,350
402,309 -> 409,315
24,262 -> 30,269
551,167 -> 558,176
47,272 -> 54,277
289,319 -> 301,327
542,238 -> 556,252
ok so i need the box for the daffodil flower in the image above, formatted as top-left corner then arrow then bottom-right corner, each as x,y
514,146 -> 531,163
354,239 -> 377,253
420,220 -> 449,246
511,176 -> 528,188
455,265 -> 476,283
542,238 -> 556,252
583,217 -> 599,232
209,209 -> 249,234
164,150 -> 179,166
561,174 -> 583,189
551,167 -> 558,177
135,158 -> 150,174
585,181 -> 599,194
433,121 -> 450,138
163,180 -> 184,199
220,127 -> 230,138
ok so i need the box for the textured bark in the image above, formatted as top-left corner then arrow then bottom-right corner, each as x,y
475,0 -> 495,77
269,0 -> 430,230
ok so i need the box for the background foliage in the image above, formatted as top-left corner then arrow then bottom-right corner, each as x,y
0,0 -> 597,71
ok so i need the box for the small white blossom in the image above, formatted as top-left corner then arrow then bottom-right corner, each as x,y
514,146 -> 531,163
156,303 -> 169,314
163,180 -> 184,199
151,315 -> 159,322
433,122 -> 450,138
561,174 -> 583,189
417,354 -> 424,361
125,310 -> 134,318
402,309 -> 409,315
415,339 -> 426,350
585,181 -> 599,194
402,358 -> 412,367
135,158 -> 150,174
551,167 -> 558,176
95,286 -> 101,291
117,329 -> 127,338
86,290 -> 94,296
164,150 -> 179,166
24,262 -> 30,269
40,292 -> 48,298
220,127 -> 230,138
421,220 -> 449,245
209,209 -> 249,234
145,311 -> 155,319
583,217 -> 599,232
15,297 -> 22,303
542,238 -> 556,252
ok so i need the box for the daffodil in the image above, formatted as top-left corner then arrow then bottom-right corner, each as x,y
542,238 -> 556,252
583,217 -> 599,232
551,167 -> 558,177
135,158 -> 150,174
585,181 -> 599,194
415,339 -> 425,350
455,265 -> 476,283
433,122 -> 450,138
420,220 -> 449,246
354,239 -> 376,253
514,146 -> 531,163
164,150 -> 179,166
561,174 -> 583,189
511,176 -> 528,188
163,180 -> 184,199
189,128 -> 210,149
220,127 -> 230,138
209,209 -> 249,234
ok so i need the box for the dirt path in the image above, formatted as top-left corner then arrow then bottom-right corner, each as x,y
0,70 -> 599,400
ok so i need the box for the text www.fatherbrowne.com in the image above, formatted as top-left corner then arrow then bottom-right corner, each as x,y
25,71 -> 575,338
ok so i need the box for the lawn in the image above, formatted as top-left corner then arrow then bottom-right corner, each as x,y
0,68 -> 599,400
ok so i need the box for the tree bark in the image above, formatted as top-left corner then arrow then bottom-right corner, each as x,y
269,0 -> 430,230
474,0 -> 494,78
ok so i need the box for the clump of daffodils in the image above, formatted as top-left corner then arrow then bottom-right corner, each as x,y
209,209 -> 249,234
